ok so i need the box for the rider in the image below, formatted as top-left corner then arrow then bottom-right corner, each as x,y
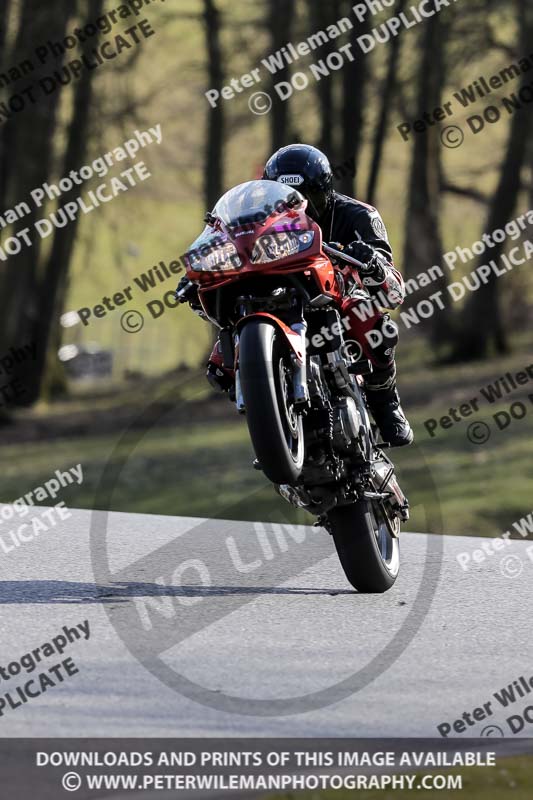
179,143 -> 413,448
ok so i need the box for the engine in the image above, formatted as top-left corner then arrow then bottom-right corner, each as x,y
332,397 -> 364,454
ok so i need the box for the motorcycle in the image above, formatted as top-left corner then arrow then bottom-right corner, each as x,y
178,180 -> 409,593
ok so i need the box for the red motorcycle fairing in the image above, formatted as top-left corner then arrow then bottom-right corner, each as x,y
236,313 -> 305,364
184,180 -> 368,367
184,183 -> 346,314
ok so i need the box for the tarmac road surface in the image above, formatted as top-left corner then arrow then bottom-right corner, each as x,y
0,507 -> 532,740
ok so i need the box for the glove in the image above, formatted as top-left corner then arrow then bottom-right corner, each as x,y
175,276 -> 199,305
344,241 -> 387,282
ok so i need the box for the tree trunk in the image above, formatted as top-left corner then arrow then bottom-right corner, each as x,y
338,2 -> 370,197
452,7 -> 533,361
204,0 -> 224,211
0,0 -> 12,422
451,0 -> 533,361
0,0 -> 12,213
268,0 -> 295,152
366,0 -> 407,204
0,1 -> 73,366
0,1 -> 9,57
402,12 -> 450,348
24,0 -> 105,403
310,0 -> 341,159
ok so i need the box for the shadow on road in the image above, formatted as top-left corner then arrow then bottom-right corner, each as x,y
0,581 -> 355,603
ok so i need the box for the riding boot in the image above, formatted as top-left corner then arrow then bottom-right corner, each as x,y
364,364 -> 413,447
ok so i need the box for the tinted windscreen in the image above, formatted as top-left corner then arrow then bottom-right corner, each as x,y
212,180 -> 305,227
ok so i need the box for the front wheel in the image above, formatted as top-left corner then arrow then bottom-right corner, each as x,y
239,320 -> 304,485
328,500 -> 400,593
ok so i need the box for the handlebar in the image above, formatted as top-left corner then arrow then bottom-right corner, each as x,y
175,280 -> 195,302
323,243 -> 366,271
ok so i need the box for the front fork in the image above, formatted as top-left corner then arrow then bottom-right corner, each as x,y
233,313 -> 309,413
235,341 -> 245,414
289,319 -> 308,405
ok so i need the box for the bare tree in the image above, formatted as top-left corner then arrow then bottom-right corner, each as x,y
305,0 -> 370,195
366,0 -> 407,203
0,0 -> 74,372
0,2 -> 8,54
402,12 -> 451,349
338,0 -> 370,196
0,0 -> 13,421
268,0 -> 296,151
309,0 -> 341,158
29,0 -> 105,402
204,0 -> 225,210
451,0 -> 533,360
0,0 -> 12,217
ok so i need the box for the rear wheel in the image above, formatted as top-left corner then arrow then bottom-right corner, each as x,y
328,500 -> 400,593
239,320 -> 304,485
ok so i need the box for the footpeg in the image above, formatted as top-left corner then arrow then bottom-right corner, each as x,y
363,490 -> 391,501
277,484 -> 311,508
397,502 -> 410,522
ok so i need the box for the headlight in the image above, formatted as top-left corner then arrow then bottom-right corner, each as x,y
188,242 -> 242,271
252,230 -> 315,264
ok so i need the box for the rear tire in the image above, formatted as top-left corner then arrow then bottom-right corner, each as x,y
328,500 -> 400,593
239,320 -> 304,485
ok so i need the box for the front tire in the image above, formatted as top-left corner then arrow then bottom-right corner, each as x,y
328,500 -> 400,593
239,320 -> 304,485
